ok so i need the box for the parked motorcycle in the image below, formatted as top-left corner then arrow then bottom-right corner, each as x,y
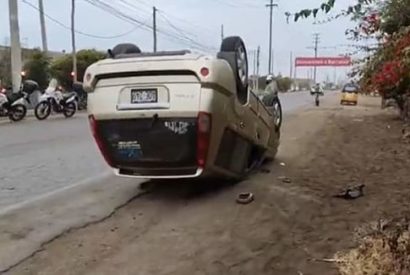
72,82 -> 87,110
0,80 -> 38,122
34,86 -> 77,120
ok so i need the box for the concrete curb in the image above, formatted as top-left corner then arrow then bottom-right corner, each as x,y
0,173 -> 144,272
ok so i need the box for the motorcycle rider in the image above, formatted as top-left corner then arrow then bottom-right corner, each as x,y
259,75 -> 278,107
311,83 -> 323,106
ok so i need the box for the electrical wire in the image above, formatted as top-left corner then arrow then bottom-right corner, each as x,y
157,11 -> 217,52
84,0 -> 217,53
156,8 -> 216,37
209,0 -> 261,9
21,0 -> 146,39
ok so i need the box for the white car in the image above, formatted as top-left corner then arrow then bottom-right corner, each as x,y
83,37 -> 281,179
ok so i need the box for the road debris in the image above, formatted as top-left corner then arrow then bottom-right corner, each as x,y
236,192 -> 254,204
278,176 -> 292,183
310,258 -> 346,264
280,162 -> 286,166
333,184 -> 365,200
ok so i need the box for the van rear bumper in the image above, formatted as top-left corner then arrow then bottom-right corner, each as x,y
114,167 -> 204,179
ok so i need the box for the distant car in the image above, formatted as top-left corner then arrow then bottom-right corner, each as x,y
340,83 -> 359,105
83,37 -> 281,180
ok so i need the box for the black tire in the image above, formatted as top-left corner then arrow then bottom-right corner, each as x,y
272,96 -> 282,130
110,43 -> 141,57
63,102 -> 76,118
35,101 -> 51,120
219,36 -> 249,104
8,104 -> 27,122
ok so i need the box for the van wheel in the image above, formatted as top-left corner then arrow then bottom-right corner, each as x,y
219,36 -> 249,104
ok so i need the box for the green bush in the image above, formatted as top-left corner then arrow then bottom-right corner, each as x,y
50,49 -> 105,89
23,49 -> 50,89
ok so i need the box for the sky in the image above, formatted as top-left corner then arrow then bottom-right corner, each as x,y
0,0 -> 358,82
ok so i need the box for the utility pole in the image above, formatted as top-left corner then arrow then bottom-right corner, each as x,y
289,51 -> 293,79
271,49 -> 275,75
153,6 -> 157,52
221,24 -> 224,42
71,0 -> 77,82
313,33 -> 319,83
256,46 -> 260,91
256,46 -> 260,76
254,50 -> 258,89
38,0 -> 48,52
266,0 -> 278,75
8,0 -> 22,93
307,33 -> 320,83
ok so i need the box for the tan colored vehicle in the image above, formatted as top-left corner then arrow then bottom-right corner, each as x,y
340,83 -> 359,105
83,37 -> 281,179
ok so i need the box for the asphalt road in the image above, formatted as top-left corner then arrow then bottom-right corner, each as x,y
0,91 -> 323,209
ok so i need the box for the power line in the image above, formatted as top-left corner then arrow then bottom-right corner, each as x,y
22,0 -> 145,39
84,0 -> 217,53
157,11 -> 200,40
83,0 -> 153,31
157,11 -> 216,52
155,9 -> 215,34
210,0 -> 261,9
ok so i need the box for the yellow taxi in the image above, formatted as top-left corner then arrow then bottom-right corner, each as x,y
340,83 -> 359,105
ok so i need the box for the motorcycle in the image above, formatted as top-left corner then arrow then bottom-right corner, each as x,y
72,82 -> 87,110
311,86 -> 324,107
315,93 -> 320,106
0,80 -> 37,122
34,87 -> 77,120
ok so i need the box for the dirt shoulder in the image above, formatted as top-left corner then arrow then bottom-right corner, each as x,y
6,95 -> 410,275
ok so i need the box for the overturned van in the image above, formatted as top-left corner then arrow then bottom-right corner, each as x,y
83,37 -> 281,179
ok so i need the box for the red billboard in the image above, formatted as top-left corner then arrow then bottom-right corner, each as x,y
295,57 -> 351,67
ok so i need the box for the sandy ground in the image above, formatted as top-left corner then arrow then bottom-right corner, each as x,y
5,95 -> 410,275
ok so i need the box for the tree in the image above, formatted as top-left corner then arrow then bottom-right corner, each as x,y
50,49 -> 105,89
276,76 -> 292,92
23,49 -> 50,89
290,0 -> 374,23
0,49 -> 11,87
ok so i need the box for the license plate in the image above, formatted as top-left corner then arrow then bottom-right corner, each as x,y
131,89 -> 158,104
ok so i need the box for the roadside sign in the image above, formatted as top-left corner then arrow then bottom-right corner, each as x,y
295,57 -> 351,67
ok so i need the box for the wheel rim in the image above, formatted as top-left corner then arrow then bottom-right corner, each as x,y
65,103 -> 76,116
37,102 -> 50,118
273,101 -> 281,126
12,106 -> 25,119
236,45 -> 247,86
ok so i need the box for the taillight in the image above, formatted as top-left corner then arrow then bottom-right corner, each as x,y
88,115 -> 114,167
200,67 -> 209,77
197,112 -> 212,168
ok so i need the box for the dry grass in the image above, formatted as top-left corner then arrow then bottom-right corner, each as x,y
334,218 -> 410,275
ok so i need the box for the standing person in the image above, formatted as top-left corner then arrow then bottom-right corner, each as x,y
259,75 -> 282,129
259,75 -> 278,106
